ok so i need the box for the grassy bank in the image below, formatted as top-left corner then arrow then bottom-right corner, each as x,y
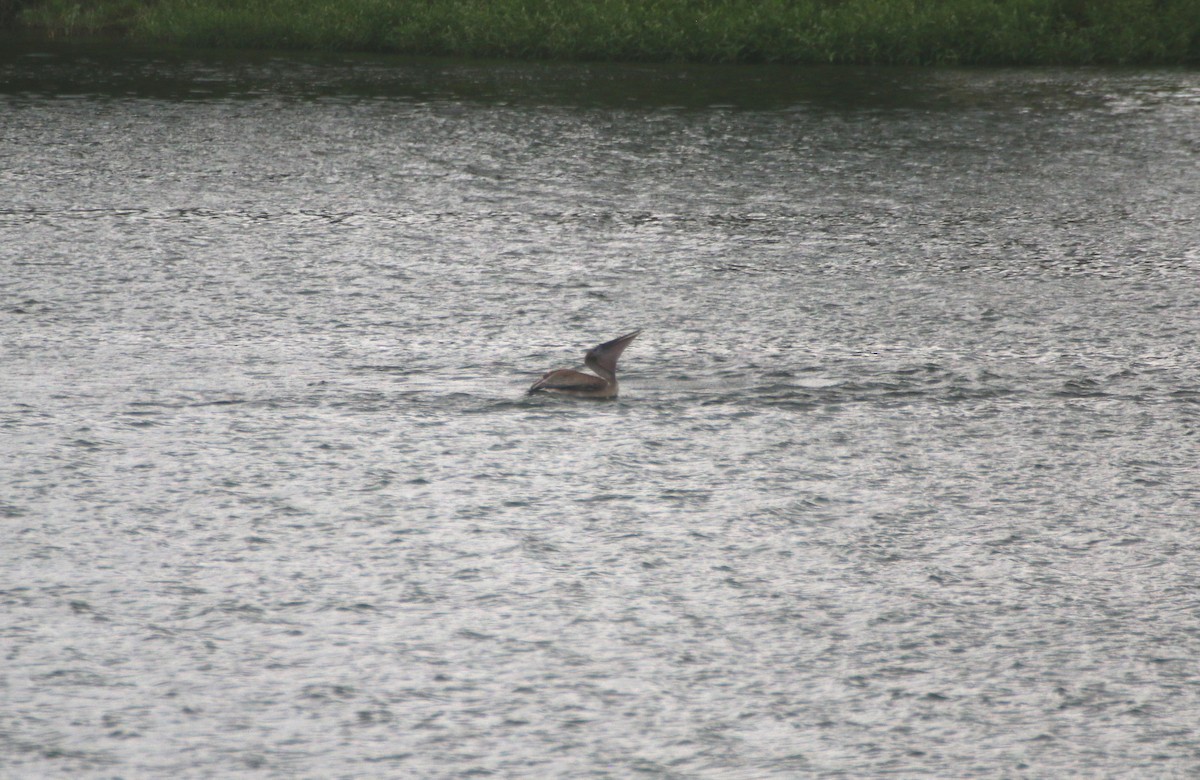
10,0 -> 1200,64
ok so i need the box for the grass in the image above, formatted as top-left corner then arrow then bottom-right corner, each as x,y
9,0 -> 1200,65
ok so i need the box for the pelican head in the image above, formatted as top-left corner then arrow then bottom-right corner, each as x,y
583,329 -> 641,380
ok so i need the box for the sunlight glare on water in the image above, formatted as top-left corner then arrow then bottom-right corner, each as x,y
2,43 -> 1200,777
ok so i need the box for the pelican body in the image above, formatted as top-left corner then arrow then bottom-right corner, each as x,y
529,330 -> 640,399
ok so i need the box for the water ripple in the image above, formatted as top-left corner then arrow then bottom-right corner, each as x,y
3,49 -> 1200,779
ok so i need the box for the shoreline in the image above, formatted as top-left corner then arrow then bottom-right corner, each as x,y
5,0 -> 1199,66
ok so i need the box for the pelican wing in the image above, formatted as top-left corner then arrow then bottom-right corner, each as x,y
585,330 -> 640,375
529,369 -> 607,393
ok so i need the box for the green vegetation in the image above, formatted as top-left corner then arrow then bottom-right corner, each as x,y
9,0 -> 1200,64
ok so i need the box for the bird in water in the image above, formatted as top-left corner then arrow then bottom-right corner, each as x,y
529,330 -> 641,399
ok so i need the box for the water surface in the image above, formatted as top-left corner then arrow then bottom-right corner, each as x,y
3,43 -> 1200,777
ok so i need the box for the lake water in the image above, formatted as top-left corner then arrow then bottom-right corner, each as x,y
2,42 -> 1199,777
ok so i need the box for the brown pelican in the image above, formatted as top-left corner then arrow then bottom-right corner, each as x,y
529,330 -> 641,399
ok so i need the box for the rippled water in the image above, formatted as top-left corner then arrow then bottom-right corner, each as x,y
3,42 -> 1200,777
